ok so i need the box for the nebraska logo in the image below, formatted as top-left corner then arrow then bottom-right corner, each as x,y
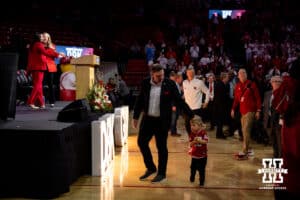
258,158 -> 288,184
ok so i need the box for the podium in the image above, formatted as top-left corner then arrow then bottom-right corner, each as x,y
71,55 -> 100,99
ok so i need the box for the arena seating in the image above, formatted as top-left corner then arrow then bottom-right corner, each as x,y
122,59 -> 149,89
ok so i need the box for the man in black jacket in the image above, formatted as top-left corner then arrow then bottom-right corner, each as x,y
212,72 -> 230,139
132,64 -> 194,183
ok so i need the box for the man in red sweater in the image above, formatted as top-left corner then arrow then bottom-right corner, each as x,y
231,68 -> 261,159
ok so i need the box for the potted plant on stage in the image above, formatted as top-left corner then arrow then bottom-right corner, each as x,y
86,80 -> 113,113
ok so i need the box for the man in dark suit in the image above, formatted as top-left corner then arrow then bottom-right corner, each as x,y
132,64 -> 194,183
212,72 -> 230,139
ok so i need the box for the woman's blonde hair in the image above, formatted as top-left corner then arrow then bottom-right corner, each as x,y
190,116 -> 204,126
43,32 -> 54,49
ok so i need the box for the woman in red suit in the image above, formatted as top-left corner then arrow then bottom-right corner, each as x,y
43,32 -> 58,107
27,33 -> 60,109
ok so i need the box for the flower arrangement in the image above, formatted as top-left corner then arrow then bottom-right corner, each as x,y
86,80 -> 113,112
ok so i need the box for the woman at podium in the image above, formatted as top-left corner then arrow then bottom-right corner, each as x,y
43,32 -> 58,107
27,33 -> 62,109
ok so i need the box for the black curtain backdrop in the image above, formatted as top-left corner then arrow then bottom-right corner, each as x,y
0,53 -> 19,120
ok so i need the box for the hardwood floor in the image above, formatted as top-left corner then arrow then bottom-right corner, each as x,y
6,115 -> 275,200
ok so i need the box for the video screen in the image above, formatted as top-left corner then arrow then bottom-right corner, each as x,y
208,9 -> 246,19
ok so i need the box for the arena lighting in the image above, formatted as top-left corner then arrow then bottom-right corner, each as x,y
208,9 -> 246,19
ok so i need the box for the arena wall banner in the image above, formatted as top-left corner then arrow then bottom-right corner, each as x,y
55,45 -> 94,63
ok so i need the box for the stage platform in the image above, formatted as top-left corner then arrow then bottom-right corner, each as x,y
0,101 -> 100,199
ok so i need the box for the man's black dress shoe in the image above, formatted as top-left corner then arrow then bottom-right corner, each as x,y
151,174 -> 166,183
139,170 -> 156,180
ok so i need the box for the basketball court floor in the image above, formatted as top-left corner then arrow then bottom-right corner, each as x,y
6,115 -> 274,200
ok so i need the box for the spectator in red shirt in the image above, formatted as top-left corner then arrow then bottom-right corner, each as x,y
188,116 -> 208,186
272,54 -> 281,71
165,46 -> 177,59
182,49 -> 191,66
231,68 -> 261,159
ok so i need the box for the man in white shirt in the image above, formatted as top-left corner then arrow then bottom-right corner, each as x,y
189,42 -> 199,65
183,66 -> 209,135
199,53 -> 211,67
157,52 -> 168,69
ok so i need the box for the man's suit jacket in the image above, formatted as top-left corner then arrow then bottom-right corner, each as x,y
133,77 -> 194,130
212,80 -> 230,121
263,90 -> 272,129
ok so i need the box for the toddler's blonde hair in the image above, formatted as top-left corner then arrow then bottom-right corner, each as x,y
190,116 -> 204,127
